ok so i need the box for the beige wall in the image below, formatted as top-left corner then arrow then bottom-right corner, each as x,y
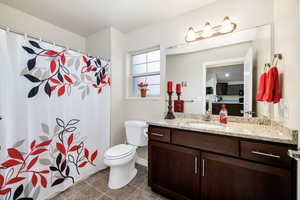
86,28 -> 111,59
110,27 -> 126,146
86,27 -> 126,146
124,0 -> 274,123
273,0 -> 300,130
0,3 -> 85,51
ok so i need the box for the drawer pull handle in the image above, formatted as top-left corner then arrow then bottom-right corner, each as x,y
202,159 -> 205,177
194,157 -> 198,174
251,151 -> 281,159
151,132 -> 164,137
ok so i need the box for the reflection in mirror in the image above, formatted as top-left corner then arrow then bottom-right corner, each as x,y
206,64 -> 245,117
166,24 -> 272,118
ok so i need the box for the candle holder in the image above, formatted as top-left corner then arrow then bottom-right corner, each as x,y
165,92 -> 176,119
174,92 -> 184,113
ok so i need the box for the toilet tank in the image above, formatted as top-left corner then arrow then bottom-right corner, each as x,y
125,120 -> 148,146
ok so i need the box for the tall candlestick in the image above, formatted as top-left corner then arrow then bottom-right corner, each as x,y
165,91 -> 176,119
167,81 -> 173,93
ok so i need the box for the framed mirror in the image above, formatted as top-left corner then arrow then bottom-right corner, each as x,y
166,24 -> 272,118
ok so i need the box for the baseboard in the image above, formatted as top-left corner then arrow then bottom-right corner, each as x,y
136,156 -> 148,167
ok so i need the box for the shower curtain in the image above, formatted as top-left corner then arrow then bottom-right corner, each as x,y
0,29 -> 111,200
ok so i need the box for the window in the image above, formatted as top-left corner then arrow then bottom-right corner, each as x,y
130,49 -> 160,97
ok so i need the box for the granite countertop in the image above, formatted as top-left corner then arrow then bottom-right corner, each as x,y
147,118 -> 298,145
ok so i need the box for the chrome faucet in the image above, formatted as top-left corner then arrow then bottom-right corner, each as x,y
203,97 -> 213,121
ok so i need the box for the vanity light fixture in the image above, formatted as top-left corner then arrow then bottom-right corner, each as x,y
225,73 -> 230,77
185,16 -> 237,42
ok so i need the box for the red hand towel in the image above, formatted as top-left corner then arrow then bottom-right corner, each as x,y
263,67 -> 281,103
272,67 -> 281,103
256,72 -> 267,101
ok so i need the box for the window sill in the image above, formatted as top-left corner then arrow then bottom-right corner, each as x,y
125,96 -> 162,101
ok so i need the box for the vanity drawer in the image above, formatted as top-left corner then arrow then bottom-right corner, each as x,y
172,129 -> 239,156
149,126 -> 171,143
240,141 -> 292,168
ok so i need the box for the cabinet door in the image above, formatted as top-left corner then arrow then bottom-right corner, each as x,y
149,141 -> 201,200
201,153 -> 291,200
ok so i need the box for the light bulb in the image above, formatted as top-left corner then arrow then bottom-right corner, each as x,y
202,22 -> 214,38
220,16 -> 234,33
186,27 -> 197,42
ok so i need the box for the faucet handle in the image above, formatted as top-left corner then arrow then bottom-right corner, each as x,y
246,111 -> 255,114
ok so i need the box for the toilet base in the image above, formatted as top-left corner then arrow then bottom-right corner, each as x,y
107,157 -> 137,189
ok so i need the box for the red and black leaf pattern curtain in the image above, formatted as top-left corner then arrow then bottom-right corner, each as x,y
0,29 -> 111,200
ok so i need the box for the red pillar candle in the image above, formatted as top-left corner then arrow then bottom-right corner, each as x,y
167,81 -> 173,93
176,83 -> 181,94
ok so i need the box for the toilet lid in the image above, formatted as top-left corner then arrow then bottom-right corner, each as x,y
104,144 -> 135,159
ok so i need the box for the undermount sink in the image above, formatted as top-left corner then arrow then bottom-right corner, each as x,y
186,122 -> 225,129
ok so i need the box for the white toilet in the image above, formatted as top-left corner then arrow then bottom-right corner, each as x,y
104,120 -> 148,189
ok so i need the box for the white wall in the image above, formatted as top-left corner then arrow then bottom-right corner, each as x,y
110,27 -> 126,145
126,0 -> 273,51
124,0 -> 274,122
86,28 -> 111,59
86,27 -> 126,146
273,0 -> 300,130
0,3 -> 85,51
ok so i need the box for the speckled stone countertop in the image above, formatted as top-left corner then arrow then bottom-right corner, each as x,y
147,117 -> 298,145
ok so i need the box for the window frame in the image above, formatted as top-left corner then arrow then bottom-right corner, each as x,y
127,47 -> 161,99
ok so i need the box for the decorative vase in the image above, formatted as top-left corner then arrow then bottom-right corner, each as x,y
140,89 -> 147,98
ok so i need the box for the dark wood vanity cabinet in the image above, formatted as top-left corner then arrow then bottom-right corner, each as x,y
148,126 -> 297,200
201,153 -> 291,200
149,141 -> 200,200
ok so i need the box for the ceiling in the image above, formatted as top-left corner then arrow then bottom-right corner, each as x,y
0,0 -> 216,36
207,64 -> 244,82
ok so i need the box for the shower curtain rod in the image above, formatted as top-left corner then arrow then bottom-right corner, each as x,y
0,24 -> 110,61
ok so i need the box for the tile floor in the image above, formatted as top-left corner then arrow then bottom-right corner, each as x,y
136,147 -> 148,160
51,164 -> 169,200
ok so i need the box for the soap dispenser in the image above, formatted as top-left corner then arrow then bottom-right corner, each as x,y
219,104 -> 228,124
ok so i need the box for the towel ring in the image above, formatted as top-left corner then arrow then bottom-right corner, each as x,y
272,53 -> 283,67
264,63 -> 271,72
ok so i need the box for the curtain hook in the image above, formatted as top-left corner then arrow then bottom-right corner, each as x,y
39,37 -> 42,42
5,26 -> 10,33
52,41 -> 56,46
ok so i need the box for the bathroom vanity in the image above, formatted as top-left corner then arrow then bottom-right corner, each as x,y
147,119 -> 298,200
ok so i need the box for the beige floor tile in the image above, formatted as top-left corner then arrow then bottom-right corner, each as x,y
49,165 -> 171,200
127,188 -> 161,200
137,147 -> 148,160
129,171 -> 147,188
97,195 -> 112,200
104,185 -> 138,200
50,193 -> 65,200
86,171 -> 110,193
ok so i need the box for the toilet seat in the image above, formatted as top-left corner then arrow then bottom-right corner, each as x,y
104,144 -> 136,160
